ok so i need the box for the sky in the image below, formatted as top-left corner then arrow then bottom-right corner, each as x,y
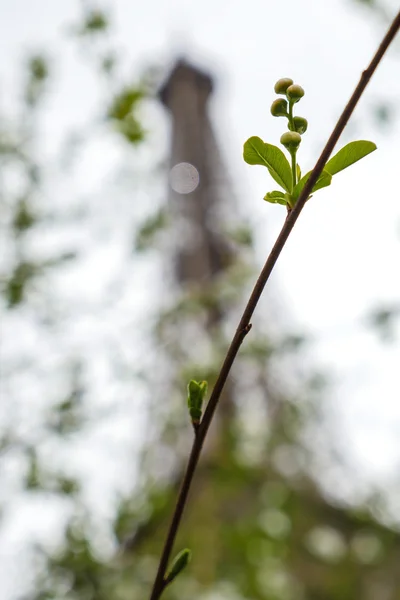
1,0 -> 400,595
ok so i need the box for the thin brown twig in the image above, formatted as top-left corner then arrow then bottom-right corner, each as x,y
149,10 -> 400,599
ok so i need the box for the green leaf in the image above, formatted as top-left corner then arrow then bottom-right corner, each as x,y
187,380 -> 208,424
296,164 -> 301,181
292,169 -> 332,202
165,549 -> 192,585
243,136 -> 292,193
325,140 -> 377,176
263,191 -> 287,206
311,170 -> 332,193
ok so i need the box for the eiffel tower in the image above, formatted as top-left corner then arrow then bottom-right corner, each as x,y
123,59 -> 400,600
160,58 -> 232,284
158,58 -> 239,450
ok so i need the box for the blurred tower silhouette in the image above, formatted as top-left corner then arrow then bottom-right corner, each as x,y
159,59 -> 237,438
160,59 -> 234,289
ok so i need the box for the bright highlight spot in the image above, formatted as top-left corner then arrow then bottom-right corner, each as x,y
169,162 -> 199,194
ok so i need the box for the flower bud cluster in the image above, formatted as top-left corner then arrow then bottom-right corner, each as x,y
270,78 -> 308,150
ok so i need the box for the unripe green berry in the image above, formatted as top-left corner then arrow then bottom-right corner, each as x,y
274,78 -> 293,94
280,131 -> 302,151
270,98 -> 288,117
293,116 -> 308,134
286,84 -> 305,103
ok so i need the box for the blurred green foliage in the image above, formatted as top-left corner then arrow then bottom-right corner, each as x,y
25,55 -> 49,107
134,207 -> 168,251
367,304 -> 400,342
73,9 -> 110,36
107,86 -> 146,144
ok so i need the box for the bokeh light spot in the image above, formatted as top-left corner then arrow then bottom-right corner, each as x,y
169,162 -> 199,194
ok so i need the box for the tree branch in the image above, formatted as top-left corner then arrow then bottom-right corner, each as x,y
149,10 -> 400,599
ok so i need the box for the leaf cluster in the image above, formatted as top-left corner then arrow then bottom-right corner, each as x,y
243,78 -> 377,209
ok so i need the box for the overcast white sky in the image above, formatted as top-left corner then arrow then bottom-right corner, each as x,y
1,0 -> 400,594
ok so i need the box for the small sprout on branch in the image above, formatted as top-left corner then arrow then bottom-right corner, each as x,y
187,380 -> 208,428
243,77 -> 376,210
164,548 -> 192,586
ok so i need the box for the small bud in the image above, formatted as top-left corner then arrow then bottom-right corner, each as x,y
187,380 -> 208,426
292,116 -> 308,134
286,84 -> 305,103
165,549 -> 192,585
274,78 -> 293,94
270,98 -> 288,117
280,131 -> 302,151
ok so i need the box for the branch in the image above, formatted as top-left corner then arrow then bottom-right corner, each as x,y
149,10 -> 400,599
